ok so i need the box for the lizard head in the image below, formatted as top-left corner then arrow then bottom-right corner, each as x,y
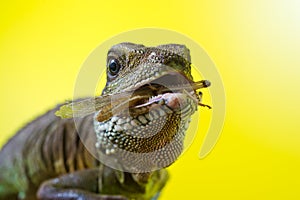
102,42 -> 193,95
94,42 -> 209,173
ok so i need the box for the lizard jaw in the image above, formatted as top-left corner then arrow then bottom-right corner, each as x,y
95,70 -> 209,123
126,71 -> 198,108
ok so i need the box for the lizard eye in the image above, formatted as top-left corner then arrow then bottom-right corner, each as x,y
108,59 -> 120,76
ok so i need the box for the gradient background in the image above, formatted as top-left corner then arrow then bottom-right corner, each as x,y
1,0 -> 300,199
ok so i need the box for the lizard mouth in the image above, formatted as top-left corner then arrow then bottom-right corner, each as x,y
95,72 -> 211,122
128,72 -> 209,109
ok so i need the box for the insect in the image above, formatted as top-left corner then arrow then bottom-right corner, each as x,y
55,80 -> 211,120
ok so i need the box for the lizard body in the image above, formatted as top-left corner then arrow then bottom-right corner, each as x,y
0,43 -> 209,200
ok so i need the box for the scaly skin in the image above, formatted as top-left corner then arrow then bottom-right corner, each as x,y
0,43 -> 206,200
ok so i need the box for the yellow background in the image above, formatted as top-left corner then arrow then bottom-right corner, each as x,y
1,0 -> 300,199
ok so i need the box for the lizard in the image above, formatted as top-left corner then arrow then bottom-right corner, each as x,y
0,42 -> 211,200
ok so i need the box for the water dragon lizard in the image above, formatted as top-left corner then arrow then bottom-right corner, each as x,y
0,43 -> 210,200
